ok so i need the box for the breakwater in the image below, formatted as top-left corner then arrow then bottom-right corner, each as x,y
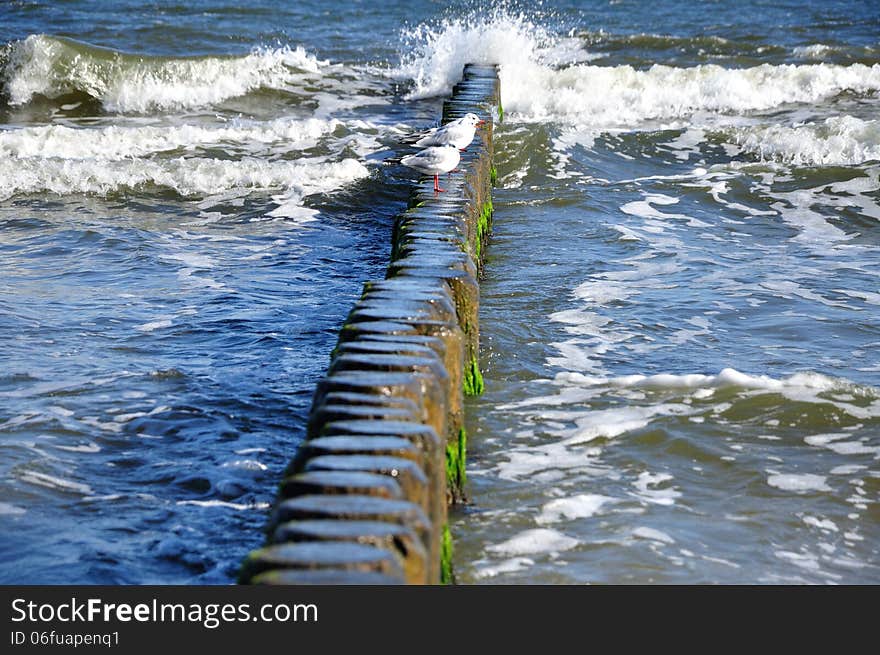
239,65 -> 500,584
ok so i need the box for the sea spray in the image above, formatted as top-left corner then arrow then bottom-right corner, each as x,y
395,6 -> 568,100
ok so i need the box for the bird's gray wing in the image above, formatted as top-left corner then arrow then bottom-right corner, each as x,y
406,148 -> 449,167
401,125 -> 439,145
415,126 -> 452,147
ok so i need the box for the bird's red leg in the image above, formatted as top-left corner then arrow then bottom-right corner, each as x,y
434,174 -> 444,193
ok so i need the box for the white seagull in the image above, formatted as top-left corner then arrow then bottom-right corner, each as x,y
413,113 -> 485,150
400,145 -> 461,192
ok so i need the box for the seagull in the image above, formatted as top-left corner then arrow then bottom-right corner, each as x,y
412,113 -> 485,150
400,145 -> 461,192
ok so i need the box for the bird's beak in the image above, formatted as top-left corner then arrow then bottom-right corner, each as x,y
477,119 -> 487,128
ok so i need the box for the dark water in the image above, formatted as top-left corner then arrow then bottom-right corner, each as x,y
1,0 -> 878,584
0,0 -> 441,583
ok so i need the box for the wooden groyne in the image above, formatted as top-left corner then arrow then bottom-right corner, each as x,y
239,65 -> 500,585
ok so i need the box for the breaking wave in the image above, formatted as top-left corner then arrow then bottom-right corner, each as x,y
395,9 -> 880,128
1,34 -> 324,112
0,156 -> 369,204
730,115 -> 880,166
555,367 -> 880,399
503,61 -> 880,127
0,117 -> 341,160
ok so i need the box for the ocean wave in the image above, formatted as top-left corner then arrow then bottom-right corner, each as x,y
0,155 -> 369,203
793,44 -> 836,59
501,367 -> 880,413
1,34 -> 325,112
730,115 -> 880,166
503,60 -> 880,127
584,33 -> 878,64
0,117 -> 341,160
577,30 -> 785,59
394,11 -> 880,128
793,43 -> 878,60
554,367 -> 879,397
552,368 -> 880,421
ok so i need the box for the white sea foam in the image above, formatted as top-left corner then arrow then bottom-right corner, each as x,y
18,470 -> 93,495
835,289 -> 880,306
136,319 -> 173,332
558,404 -> 692,446
792,44 -> 834,59
632,471 -> 681,506
486,528 -> 579,555
554,367 -> 873,395
494,403 -> 689,481
803,516 -> 839,532
767,473 -> 832,493
473,557 -> 535,578
620,193 -> 710,228
830,464 -> 867,476
536,494 -> 613,524
548,368 -> 880,423
495,441 -> 606,481
221,459 -> 268,472
0,502 -> 26,516
53,442 -> 101,454
0,118 -> 341,161
804,433 -> 849,447
632,526 -> 675,544
4,35 -> 325,112
775,550 -> 823,572
732,116 -> 880,166
176,500 -> 270,510
805,435 -> 880,456
0,156 -> 369,209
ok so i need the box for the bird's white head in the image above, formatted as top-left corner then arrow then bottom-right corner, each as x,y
462,113 -> 485,128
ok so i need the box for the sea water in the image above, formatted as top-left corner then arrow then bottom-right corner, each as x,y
1,0 -> 878,584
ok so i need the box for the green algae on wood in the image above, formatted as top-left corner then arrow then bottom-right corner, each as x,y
475,198 -> 493,262
463,355 -> 484,396
440,523 -> 454,585
445,426 -> 468,501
